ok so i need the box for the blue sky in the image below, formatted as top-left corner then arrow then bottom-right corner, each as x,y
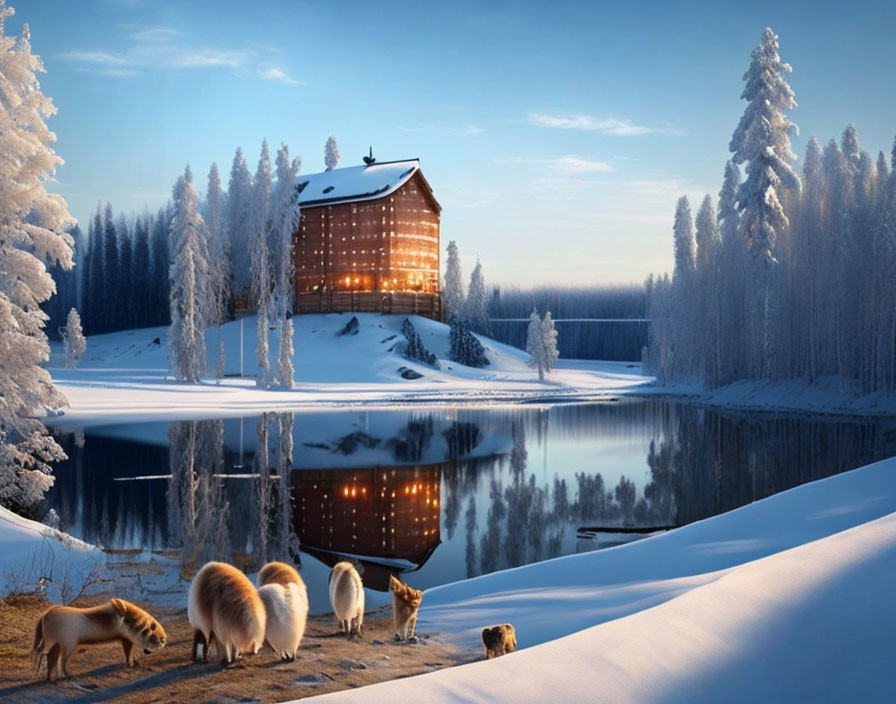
9,0 -> 896,286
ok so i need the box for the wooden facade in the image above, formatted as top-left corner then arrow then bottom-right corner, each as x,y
293,161 -> 442,319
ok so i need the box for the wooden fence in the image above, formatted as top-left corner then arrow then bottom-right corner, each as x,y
294,290 -> 441,320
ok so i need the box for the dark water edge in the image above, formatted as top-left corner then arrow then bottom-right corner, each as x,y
46,400 -> 896,608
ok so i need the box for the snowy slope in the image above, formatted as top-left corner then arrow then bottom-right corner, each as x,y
0,506 -> 102,601
47,314 -> 649,426
289,458 -> 896,703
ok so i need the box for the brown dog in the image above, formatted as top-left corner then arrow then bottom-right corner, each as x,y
31,598 -> 167,682
482,623 -> 517,659
188,561 -> 266,665
389,574 -> 423,643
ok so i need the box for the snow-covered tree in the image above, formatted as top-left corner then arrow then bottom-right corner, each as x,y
226,147 -> 253,304
465,258 -> 489,334
442,240 -> 464,322
325,134 -> 340,171
526,309 -> 558,381
729,26 -> 800,378
0,2 -> 75,517
672,196 -> 695,280
276,316 -> 294,388
63,308 -> 85,368
251,140 -> 273,387
168,166 -> 210,383
204,162 -> 229,379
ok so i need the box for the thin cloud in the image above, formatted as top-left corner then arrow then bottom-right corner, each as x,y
60,27 -> 299,85
498,155 -> 614,173
527,113 -> 681,136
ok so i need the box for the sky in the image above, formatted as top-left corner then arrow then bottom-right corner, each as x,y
8,0 -> 896,287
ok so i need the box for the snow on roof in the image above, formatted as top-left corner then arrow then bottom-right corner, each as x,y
297,158 -> 422,208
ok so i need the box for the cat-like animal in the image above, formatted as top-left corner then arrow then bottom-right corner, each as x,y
482,623 -> 517,659
31,598 -> 167,682
328,561 -> 364,637
389,574 -> 423,643
188,561 -> 266,665
257,561 -> 309,661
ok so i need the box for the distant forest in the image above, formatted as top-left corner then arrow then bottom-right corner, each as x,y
488,285 -> 648,361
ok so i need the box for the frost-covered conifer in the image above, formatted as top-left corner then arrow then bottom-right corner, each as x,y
541,311 -> 559,375
442,240 -> 464,322
226,147 -> 254,302
729,27 -> 800,377
168,166 -> 211,383
0,2 -> 75,516
63,308 -> 86,368
465,259 -> 489,334
672,196 -> 695,280
271,143 -> 301,388
204,163 -> 229,379
251,141 -> 273,387
325,134 -> 340,171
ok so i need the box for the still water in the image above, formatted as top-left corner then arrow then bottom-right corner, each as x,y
47,401 -> 896,610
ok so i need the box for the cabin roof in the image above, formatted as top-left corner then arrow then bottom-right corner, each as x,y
297,158 -> 440,212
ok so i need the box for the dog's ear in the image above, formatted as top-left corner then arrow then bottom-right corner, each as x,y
110,598 -> 128,616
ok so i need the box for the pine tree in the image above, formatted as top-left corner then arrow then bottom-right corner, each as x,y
101,204 -> 119,333
168,166 -> 210,383
325,134 -> 340,171
204,162 -> 229,378
116,213 -> 133,331
84,205 -> 104,334
695,195 -> 720,383
442,240 -> 464,322
150,205 -> 171,326
63,308 -> 86,368
271,143 -> 300,389
251,140 -> 273,387
672,196 -> 695,280
526,309 -> 546,380
227,147 -> 254,305
541,311 -> 559,375
465,258 -> 489,334
0,2 -> 75,516
729,27 -> 800,378
132,216 -> 152,328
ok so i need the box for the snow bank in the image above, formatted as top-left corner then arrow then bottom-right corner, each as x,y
289,458 -> 896,703
47,314 -> 649,426
0,506 -> 103,602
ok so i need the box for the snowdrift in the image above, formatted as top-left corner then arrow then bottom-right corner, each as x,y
291,457 -> 896,703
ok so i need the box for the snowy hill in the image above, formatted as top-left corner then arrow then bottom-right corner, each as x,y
293,457 -> 896,704
47,313 -> 649,426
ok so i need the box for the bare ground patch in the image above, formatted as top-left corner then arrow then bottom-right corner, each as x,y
0,594 -> 474,703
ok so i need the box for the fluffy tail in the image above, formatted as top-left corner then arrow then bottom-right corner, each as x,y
31,616 -> 45,672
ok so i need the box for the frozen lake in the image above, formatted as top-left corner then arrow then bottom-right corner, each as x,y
47,400 -> 896,611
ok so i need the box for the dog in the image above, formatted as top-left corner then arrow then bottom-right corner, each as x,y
31,598 -> 167,682
328,561 -> 364,637
481,623 -> 517,659
188,561 -> 266,665
257,561 -> 308,661
389,574 -> 423,643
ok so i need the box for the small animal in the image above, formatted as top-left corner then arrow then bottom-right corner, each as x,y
31,598 -> 167,682
188,561 -> 266,665
328,561 -> 365,637
389,574 -> 423,643
482,623 -> 517,659
257,561 -> 309,661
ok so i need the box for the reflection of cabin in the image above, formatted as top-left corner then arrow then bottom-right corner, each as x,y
293,464 -> 443,569
293,158 -> 442,319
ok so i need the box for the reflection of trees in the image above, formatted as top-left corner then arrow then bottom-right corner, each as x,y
464,495 -> 477,578
167,419 -> 231,569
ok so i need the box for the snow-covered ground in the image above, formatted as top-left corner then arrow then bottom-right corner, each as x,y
46,313 -> 648,426
0,506 -> 103,602
293,457 -> 896,703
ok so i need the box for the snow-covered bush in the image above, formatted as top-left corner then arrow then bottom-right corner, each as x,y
401,318 -> 438,367
449,318 -> 489,368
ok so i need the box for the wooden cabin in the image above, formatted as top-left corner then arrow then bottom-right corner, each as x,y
293,158 -> 442,319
